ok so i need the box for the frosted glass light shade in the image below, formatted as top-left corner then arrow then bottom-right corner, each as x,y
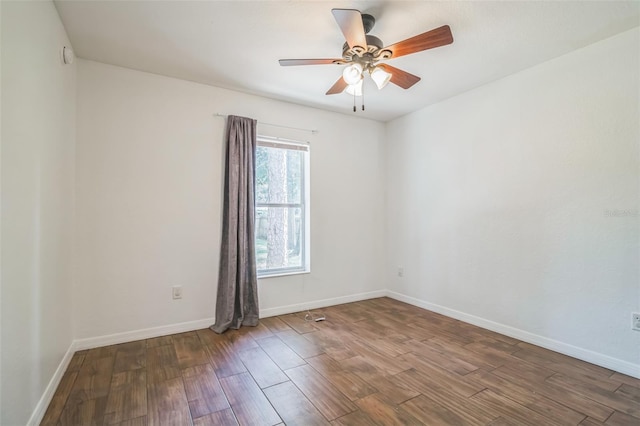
342,63 -> 363,85
371,66 -> 392,90
345,79 -> 363,96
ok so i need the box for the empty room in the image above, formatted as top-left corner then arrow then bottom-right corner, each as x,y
1,1 -> 639,425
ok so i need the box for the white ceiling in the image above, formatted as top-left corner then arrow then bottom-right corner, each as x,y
54,1 -> 639,122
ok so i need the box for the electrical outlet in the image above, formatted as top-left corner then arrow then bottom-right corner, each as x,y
397,266 -> 404,278
632,312 -> 640,331
172,286 -> 183,300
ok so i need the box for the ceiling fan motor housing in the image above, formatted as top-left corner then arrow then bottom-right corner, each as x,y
342,35 -> 391,66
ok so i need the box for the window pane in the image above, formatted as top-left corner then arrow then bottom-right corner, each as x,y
256,206 -> 303,271
256,146 -> 302,204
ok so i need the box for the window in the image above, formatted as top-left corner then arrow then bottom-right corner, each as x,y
255,136 -> 310,277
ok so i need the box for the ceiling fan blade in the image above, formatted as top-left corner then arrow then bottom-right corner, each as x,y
378,64 -> 421,89
326,77 -> 348,95
383,25 -> 453,59
332,9 -> 367,50
279,59 -> 342,66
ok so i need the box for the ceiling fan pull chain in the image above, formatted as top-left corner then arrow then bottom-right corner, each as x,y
362,83 -> 365,111
353,91 -> 356,112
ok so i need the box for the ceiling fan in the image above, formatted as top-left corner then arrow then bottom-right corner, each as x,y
279,9 -> 453,109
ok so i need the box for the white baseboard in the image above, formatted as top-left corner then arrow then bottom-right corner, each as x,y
259,290 -> 388,318
386,290 -> 640,379
74,317 -> 216,351
27,343 -> 76,426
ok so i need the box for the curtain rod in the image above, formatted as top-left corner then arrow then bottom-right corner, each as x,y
214,113 -> 318,135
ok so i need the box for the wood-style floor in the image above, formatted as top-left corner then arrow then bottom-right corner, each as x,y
42,298 -> 640,425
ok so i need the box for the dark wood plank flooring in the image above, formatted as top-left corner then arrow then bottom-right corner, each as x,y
42,298 -> 640,425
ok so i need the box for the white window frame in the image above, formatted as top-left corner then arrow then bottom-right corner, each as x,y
256,136 -> 310,278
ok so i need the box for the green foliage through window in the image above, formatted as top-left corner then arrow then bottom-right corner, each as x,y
255,140 -> 308,275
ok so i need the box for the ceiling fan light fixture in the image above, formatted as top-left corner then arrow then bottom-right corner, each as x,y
345,79 -> 363,96
371,66 -> 392,90
342,63 -> 363,85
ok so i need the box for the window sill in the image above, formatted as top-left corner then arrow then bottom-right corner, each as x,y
258,269 -> 310,279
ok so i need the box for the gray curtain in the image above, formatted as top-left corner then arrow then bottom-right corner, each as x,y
211,115 -> 259,334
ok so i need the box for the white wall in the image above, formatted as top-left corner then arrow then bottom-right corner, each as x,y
1,1 -> 76,424
75,60 -> 386,339
386,28 -> 639,371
